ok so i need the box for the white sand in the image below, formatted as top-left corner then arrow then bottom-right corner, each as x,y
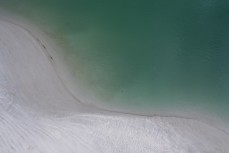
0,17 -> 229,153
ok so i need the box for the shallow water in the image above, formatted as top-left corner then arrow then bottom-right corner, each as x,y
1,0 -> 229,117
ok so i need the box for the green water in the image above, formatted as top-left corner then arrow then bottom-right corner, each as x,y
1,0 -> 229,115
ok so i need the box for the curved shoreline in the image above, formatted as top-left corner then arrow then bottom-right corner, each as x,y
0,15 -> 229,153
0,16 -> 229,134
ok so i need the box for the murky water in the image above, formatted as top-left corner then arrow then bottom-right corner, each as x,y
1,0 -> 229,116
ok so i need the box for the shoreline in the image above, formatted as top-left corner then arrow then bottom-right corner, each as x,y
0,13 -> 229,152
0,12 -> 229,133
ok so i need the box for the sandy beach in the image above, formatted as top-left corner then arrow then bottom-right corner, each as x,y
0,16 -> 229,152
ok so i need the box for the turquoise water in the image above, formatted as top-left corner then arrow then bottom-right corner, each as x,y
1,0 -> 229,116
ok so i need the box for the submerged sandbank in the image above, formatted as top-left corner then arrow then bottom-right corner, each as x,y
0,15 -> 229,152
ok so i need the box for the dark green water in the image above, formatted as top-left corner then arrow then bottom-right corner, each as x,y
1,0 -> 229,116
